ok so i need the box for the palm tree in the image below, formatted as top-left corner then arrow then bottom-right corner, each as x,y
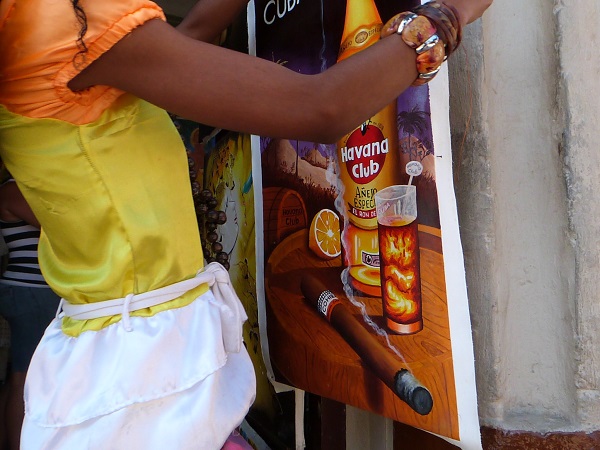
397,106 -> 430,161
295,139 -> 299,178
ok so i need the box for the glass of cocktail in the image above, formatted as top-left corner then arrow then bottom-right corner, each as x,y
375,185 -> 422,334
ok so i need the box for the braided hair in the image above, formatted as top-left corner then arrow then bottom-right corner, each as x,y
71,0 -> 88,64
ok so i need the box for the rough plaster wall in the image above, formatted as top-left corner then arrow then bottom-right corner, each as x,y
486,0 -> 575,430
449,22 -> 499,422
449,21 -> 501,423
452,0 -> 581,432
555,0 -> 600,430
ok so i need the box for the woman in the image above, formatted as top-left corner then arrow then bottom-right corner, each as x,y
0,0 -> 492,448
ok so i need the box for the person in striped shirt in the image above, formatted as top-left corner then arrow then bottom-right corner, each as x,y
0,178 -> 60,450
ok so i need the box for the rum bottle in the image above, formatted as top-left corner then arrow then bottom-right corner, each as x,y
337,0 -> 403,296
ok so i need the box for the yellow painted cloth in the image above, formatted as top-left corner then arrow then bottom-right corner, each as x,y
0,1 -> 207,336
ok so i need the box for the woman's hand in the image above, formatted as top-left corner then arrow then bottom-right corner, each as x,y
441,0 -> 493,26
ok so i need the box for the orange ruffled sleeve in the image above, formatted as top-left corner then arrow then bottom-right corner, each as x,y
0,0 -> 165,124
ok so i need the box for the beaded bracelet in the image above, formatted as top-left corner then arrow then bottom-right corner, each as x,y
381,2 -> 462,86
381,12 -> 445,86
413,2 -> 462,54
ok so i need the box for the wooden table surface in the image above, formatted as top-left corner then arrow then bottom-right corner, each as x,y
264,225 -> 459,439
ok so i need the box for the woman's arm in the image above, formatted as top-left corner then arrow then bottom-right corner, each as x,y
175,0 -> 491,43
69,0 -> 492,143
176,0 -> 249,42
70,19 -> 417,143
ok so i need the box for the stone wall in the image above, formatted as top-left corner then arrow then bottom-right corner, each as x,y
452,0 -> 600,436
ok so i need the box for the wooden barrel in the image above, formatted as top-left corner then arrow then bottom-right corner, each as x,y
263,187 -> 308,256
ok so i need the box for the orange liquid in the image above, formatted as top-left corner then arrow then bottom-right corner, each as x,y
377,216 -> 422,329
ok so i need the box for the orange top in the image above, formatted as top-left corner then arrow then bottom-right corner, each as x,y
0,1 -> 206,336
0,0 -> 165,124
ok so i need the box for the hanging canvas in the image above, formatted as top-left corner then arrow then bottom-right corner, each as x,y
247,0 -> 482,447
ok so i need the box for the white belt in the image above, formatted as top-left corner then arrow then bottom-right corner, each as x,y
57,262 -> 247,350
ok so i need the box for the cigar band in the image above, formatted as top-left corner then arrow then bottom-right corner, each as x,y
317,290 -> 341,321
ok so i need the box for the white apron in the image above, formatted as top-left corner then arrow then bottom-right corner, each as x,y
21,263 -> 256,450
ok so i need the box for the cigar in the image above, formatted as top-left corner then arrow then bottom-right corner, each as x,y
300,274 -> 433,415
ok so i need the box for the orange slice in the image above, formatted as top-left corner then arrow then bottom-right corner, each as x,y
308,209 -> 341,260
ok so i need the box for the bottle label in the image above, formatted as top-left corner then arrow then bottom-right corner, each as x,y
361,250 -> 380,268
337,104 -> 400,230
339,123 -> 388,184
338,23 -> 382,60
347,201 -> 377,220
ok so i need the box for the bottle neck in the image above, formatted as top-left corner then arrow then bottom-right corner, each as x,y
338,0 -> 383,62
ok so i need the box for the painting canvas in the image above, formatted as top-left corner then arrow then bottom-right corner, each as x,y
248,0 -> 482,447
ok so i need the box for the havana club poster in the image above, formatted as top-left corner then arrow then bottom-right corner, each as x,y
248,0 -> 482,447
